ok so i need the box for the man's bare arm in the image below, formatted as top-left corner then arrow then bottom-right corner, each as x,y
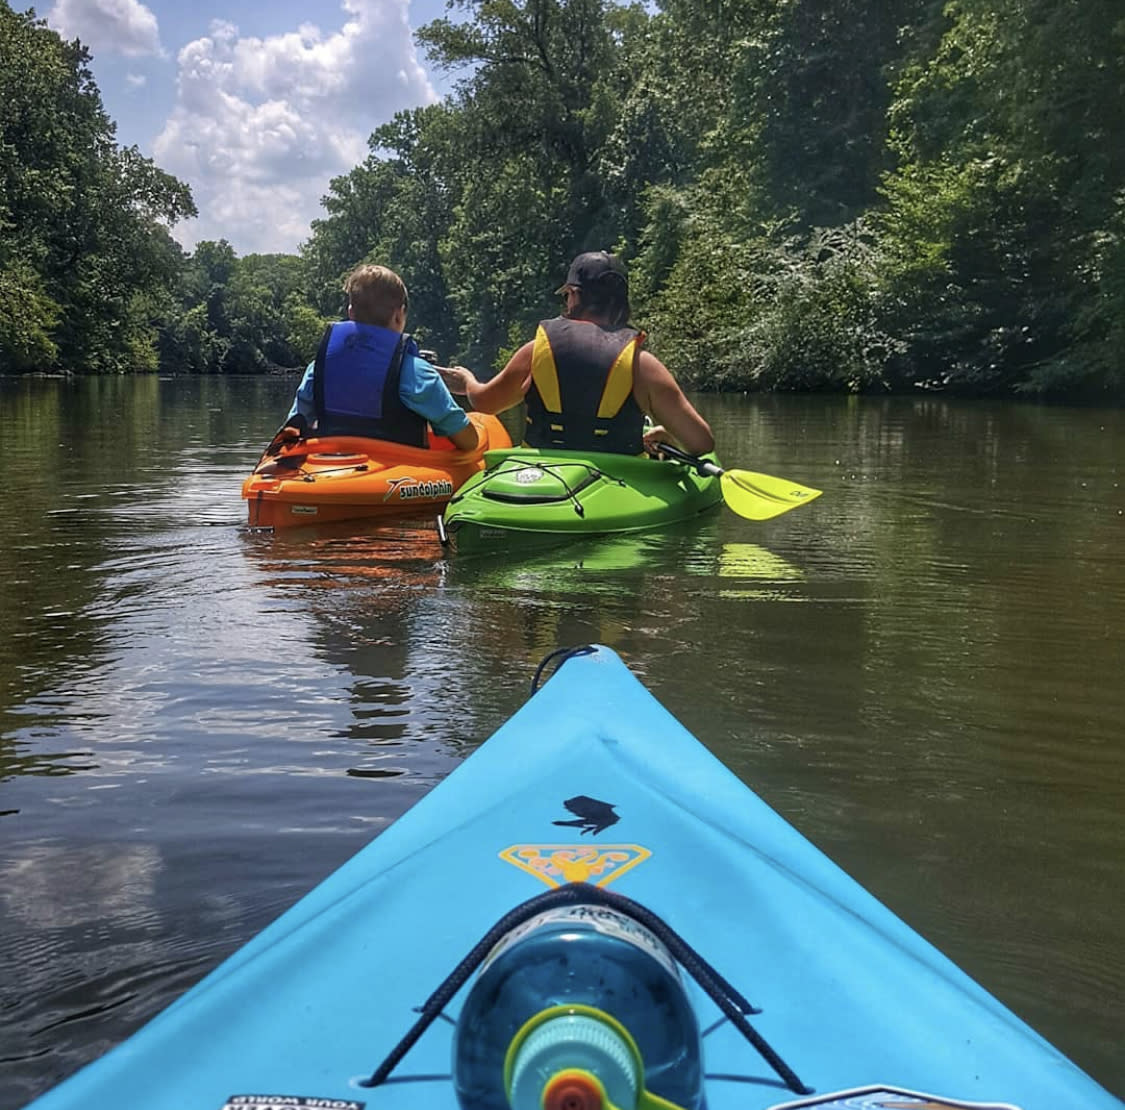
439,343 -> 533,414
635,351 -> 715,454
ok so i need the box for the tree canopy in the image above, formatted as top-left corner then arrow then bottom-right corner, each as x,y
3,0 -> 1123,399
299,0 -> 1125,398
0,3 -> 194,373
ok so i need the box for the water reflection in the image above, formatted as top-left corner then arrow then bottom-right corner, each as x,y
239,521 -> 458,774
2,842 -> 163,930
455,529 -> 805,584
0,380 -> 1121,1107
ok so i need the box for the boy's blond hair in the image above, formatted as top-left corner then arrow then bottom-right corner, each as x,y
344,265 -> 408,326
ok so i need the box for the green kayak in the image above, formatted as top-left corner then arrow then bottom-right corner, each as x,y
438,447 -> 723,550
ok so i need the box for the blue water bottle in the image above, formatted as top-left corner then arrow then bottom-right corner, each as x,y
452,902 -> 704,1110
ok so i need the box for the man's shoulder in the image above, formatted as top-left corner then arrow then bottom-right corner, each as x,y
507,340 -> 536,371
634,347 -> 673,380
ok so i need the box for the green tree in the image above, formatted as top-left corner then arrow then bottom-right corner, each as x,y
293,0 -> 1125,397
161,243 -> 316,373
418,0 -> 632,364
304,106 -> 462,356
731,0 -> 934,230
0,2 -> 195,373
876,0 -> 1125,396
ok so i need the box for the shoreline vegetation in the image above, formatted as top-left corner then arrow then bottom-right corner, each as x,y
2,0 -> 1123,401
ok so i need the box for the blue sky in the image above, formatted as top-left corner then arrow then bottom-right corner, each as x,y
42,0 -> 464,255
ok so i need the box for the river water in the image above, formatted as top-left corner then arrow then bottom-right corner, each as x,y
0,375 -> 1122,1105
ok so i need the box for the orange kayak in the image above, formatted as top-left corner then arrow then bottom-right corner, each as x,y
241,412 -> 511,529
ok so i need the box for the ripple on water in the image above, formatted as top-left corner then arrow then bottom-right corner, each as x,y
1,387 -> 1122,1102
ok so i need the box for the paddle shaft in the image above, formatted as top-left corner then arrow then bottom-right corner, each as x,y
649,441 -> 725,476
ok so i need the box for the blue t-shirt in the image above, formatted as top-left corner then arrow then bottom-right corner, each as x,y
287,351 -> 470,437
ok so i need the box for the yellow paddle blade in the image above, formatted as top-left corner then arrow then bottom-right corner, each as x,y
719,469 -> 823,521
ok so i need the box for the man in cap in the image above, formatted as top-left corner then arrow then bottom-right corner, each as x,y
438,251 -> 713,456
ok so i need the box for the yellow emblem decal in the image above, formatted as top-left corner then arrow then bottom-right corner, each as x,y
500,844 -> 651,888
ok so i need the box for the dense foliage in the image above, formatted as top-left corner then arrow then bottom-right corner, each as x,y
0,5 -> 325,377
3,0 -> 1123,398
301,0 -> 1125,398
0,4 -> 192,373
158,241 -> 327,375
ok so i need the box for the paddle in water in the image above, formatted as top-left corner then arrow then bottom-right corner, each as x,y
651,441 -> 822,521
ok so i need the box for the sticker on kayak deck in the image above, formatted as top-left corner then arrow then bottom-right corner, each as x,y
383,476 -> 454,502
766,1086 -> 1022,1110
290,506 -> 318,515
553,794 -> 619,835
500,843 -> 650,888
220,1098 -> 365,1110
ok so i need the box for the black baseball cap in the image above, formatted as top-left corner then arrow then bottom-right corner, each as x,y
555,251 -> 628,293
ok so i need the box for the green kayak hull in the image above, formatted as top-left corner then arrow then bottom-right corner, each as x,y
441,447 -> 722,550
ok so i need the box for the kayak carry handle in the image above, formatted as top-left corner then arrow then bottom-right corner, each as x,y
530,645 -> 598,694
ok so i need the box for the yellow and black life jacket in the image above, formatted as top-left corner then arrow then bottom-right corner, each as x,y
525,317 -> 645,454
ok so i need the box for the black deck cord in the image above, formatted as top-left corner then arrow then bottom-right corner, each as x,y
529,644 -> 598,694
447,460 -> 624,517
534,459 -> 628,517
448,460 -> 592,506
552,462 -> 589,518
359,881 -> 810,1095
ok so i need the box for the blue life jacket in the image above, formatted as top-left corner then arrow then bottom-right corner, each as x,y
524,317 -> 645,453
312,322 -> 428,448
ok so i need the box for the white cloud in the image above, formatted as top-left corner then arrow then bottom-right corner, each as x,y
155,0 -> 437,256
126,73 -> 147,88
48,0 -> 164,58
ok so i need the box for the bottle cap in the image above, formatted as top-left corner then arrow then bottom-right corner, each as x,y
507,1012 -> 637,1110
543,1069 -> 605,1110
